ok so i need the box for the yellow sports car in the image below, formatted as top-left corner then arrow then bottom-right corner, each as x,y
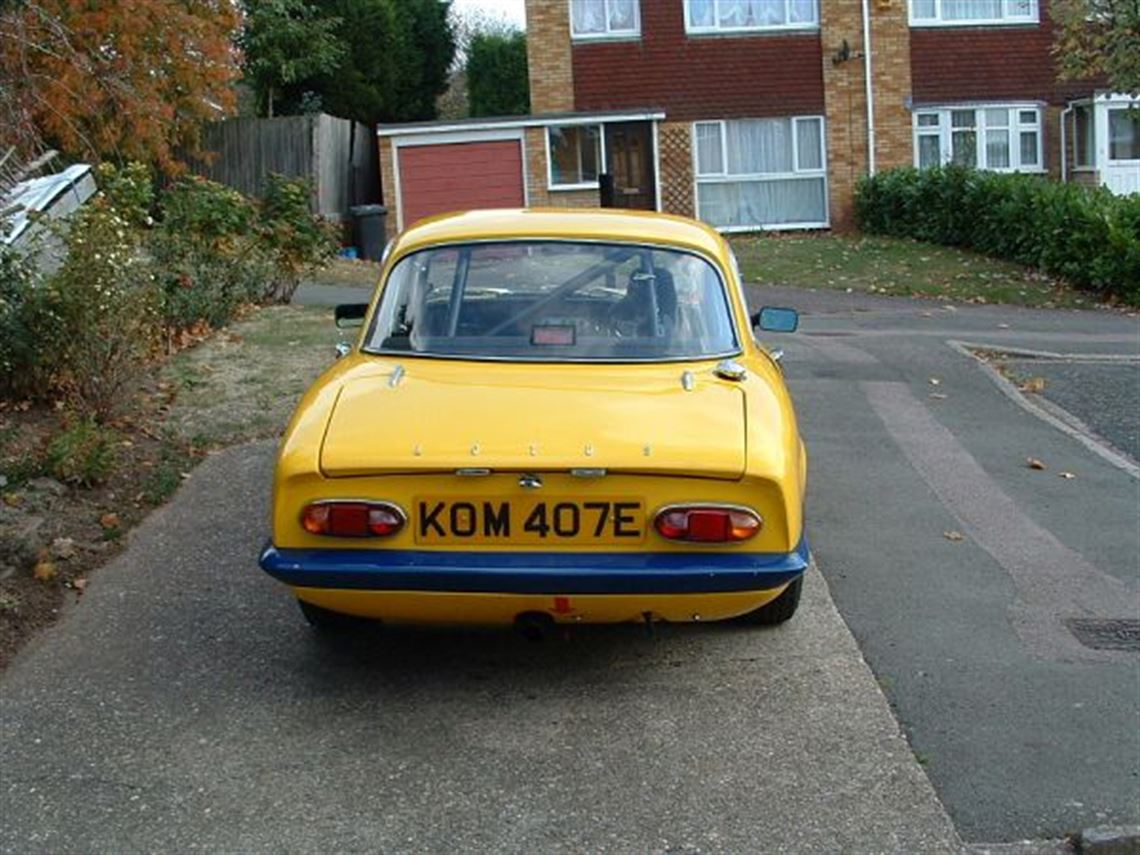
260,209 -> 808,632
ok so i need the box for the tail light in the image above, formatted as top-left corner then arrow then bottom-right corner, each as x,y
301,501 -> 405,538
654,505 -> 762,543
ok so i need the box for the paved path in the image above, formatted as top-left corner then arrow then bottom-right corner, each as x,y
745,286 -> 1139,843
0,444 -> 959,853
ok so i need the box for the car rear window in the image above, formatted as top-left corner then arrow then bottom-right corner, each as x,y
364,241 -> 739,361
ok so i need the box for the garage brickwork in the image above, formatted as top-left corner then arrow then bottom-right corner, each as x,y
378,137 -> 398,241
522,127 -> 600,209
657,122 -> 694,219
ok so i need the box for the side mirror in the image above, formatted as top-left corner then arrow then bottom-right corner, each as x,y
334,303 -> 368,329
752,306 -> 799,333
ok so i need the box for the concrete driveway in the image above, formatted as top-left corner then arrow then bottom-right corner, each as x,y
0,441 -> 958,853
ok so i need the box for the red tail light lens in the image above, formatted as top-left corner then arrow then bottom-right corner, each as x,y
654,506 -> 761,543
301,502 -> 405,538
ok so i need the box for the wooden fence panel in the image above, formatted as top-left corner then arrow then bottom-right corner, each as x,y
189,114 -> 380,221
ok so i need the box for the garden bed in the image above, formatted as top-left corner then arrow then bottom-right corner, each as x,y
0,305 -> 336,669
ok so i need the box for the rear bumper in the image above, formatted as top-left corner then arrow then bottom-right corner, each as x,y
258,536 -> 810,595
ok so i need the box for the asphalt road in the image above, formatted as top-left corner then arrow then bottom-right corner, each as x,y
1016,361 -> 1139,463
744,286 -> 1139,842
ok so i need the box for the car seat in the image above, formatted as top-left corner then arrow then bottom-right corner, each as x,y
613,267 -> 677,337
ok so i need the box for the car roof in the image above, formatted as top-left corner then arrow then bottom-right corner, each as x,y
392,208 -> 729,260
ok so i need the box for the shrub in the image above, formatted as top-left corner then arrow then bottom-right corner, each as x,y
94,162 -> 155,228
36,191 -> 161,420
1,164 -> 338,415
2,165 -> 162,414
0,228 -> 46,398
44,419 -> 118,487
151,175 -> 269,333
256,173 -> 338,304
855,167 -> 1140,305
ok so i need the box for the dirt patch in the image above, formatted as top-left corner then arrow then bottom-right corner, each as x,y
0,305 -> 336,669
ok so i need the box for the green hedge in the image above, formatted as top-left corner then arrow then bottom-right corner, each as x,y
854,166 -> 1140,305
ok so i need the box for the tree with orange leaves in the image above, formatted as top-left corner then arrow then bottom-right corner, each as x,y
0,0 -> 241,172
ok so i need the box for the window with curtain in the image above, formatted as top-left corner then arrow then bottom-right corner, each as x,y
912,106 -> 1042,171
547,125 -> 602,187
909,0 -> 1038,24
693,117 -> 828,229
685,0 -> 818,32
1108,109 -> 1140,161
570,0 -> 640,38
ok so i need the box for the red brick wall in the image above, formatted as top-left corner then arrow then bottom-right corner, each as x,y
571,3 -> 824,120
910,0 -> 1091,105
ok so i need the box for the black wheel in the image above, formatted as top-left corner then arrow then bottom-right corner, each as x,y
297,598 -> 358,632
736,576 -> 802,626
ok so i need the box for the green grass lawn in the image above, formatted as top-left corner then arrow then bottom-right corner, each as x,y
161,305 -> 341,450
730,233 -> 1097,309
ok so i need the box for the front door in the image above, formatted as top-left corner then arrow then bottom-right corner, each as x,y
604,122 -> 656,210
1097,99 -> 1140,196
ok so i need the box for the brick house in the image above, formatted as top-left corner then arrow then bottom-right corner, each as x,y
377,0 -> 1138,238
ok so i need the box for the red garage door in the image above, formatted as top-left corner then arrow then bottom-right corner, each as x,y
399,140 -> 525,228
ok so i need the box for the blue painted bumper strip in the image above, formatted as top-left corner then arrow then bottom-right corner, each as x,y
259,536 -> 810,595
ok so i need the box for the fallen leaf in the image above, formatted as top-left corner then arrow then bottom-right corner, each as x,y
943,530 -> 965,542
51,537 -> 76,560
1059,471 -> 1076,479
33,560 -> 57,582
1026,457 -> 1047,471
1019,377 -> 1046,393
73,578 -> 87,593
99,512 -> 121,530
2,492 -> 22,508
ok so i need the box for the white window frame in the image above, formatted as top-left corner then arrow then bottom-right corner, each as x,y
908,0 -> 1039,27
545,122 -> 605,190
692,116 -> 830,232
1106,108 -> 1140,164
569,0 -> 641,40
683,0 -> 819,34
911,104 -> 1045,173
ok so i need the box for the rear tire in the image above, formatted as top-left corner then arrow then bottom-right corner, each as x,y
736,576 -> 802,626
297,598 -> 358,632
